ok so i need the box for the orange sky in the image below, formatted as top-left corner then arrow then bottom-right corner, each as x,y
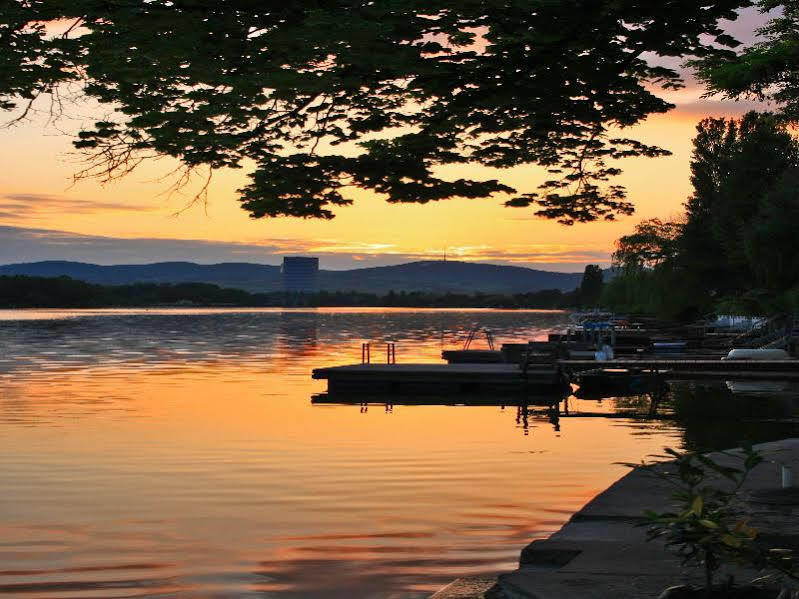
0,10 -> 771,271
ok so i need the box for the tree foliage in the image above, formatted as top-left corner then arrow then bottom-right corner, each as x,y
0,0 -> 751,222
684,112 -> 799,297
612,218 -> 683,269
0,275 -> 578,309
694,0 -> 799,122
603,112 -> 799,317
745,168 -> 799,294
633,445 -> 798,591
576,264 -> 604,307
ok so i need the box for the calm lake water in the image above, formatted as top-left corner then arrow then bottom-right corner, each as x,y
1,308 -> 797,598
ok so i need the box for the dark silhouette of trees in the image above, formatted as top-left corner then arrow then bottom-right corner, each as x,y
576,265 -> 604,308
1,0 -> 750,223
0,275 -> 577,308
612,219 -> 683,270
687,113 -> 798,294
603,112 -> 799,317
694,1 -> 799,122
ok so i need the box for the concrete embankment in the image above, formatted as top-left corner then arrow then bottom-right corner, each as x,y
431,439 -> 799,599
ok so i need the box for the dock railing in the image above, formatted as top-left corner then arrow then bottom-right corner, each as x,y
386,342 -> 396,364
361,342 -> 397,364
463,327 -> 495,350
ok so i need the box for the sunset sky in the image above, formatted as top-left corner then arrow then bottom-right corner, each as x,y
0,8 -> 772,271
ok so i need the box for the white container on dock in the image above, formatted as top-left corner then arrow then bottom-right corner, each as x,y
724,348 -> 791,361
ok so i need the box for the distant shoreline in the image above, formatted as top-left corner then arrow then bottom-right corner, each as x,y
1,274 -> 578,310
0,306 -> 569,316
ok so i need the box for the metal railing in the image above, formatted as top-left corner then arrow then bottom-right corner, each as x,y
361,342 -> 396,364
463,327 -> 495,350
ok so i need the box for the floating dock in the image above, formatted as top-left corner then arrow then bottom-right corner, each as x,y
312,363 -> 568,394
312,358 -> 799,395
311,393 -> 561,406
314,324 -> 799,397
440,349 -> 504,364
560,358 -> 799,380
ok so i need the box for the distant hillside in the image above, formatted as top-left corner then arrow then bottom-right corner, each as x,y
318,261 -> 582,293
0,261 -> 283,292
0,260 -> 583,294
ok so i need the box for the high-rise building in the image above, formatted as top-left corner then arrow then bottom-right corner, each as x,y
281,257 -> 319,294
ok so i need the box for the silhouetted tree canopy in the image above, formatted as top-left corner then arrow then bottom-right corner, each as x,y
683,112 -> 799,295
694,0 -> 799,121
1,0 -> 750,223
577,264 -> 604,307
603,112 -> 799,317
0,275 -> 576,309
612,218 -> 683,269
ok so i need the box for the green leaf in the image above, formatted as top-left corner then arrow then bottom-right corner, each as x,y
691,496 -> 703,516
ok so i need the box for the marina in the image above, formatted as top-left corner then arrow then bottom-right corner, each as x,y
313,357 -> 799,396
313,314 -> 799,397
562,358 -> 799,379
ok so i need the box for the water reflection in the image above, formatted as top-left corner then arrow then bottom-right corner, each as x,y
666,381 -> 799,452
313,391 -> 673,443
314,379 -> 799,453
277,311 -> 320,357
0,308 -> 568,378
0,308 -> 796,597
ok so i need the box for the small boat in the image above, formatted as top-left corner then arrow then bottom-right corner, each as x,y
725,380 -> 791,394
723,348 -> 791,361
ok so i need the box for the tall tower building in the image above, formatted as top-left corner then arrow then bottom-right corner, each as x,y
281,257 -> 319,294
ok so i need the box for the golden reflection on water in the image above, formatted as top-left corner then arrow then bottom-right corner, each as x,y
0,309 -> 682,597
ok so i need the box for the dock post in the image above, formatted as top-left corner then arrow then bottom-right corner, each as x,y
386,342 -> 396,364
362,343 -> 371,364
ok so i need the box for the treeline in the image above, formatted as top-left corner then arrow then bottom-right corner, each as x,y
602,112 -> 799,319
0,275 -> 578,309
312,288 -> 575,308
0,276 -> 255,308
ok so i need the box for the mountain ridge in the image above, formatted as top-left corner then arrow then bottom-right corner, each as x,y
0,260 -> 584,294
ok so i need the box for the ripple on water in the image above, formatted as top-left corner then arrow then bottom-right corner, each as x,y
0,309 -> 697,598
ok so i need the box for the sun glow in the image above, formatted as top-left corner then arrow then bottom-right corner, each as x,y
0,88 -> 761,270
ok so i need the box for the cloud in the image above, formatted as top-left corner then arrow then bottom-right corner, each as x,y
0,225 -> 605,272
0,193 -> 153,221
0,225 -> 285,264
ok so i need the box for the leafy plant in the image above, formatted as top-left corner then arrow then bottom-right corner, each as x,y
629,445 -> 798,596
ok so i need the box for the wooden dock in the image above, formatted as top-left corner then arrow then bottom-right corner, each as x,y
312,363 -> 568,394
312,350 -> 799,396
560,359 -> 799,380
441,349 -> 504,364
311,393 -> 562,406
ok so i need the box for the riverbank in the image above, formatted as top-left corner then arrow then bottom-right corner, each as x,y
432,438 -> 799,599
0,274 -> 574,309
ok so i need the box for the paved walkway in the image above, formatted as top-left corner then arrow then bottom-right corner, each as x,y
431,439 -> 799,599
